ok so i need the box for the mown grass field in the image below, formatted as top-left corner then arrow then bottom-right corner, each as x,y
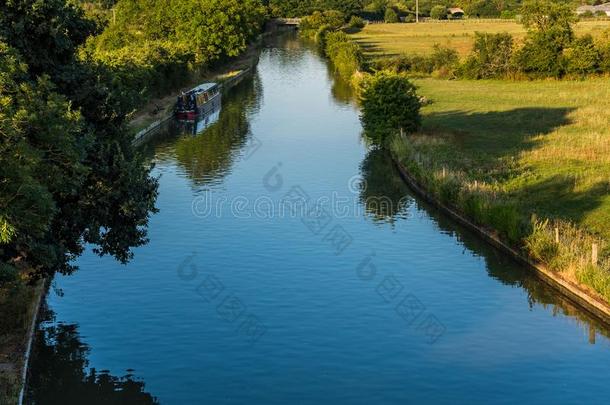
352,19 -> 610,57
406,78 -> 610,241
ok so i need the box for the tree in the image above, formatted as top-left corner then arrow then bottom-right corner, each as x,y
0,0 -> 159,279
460,32 -> 514,78
384,7 -> 399,22
269,0 -> 314,17
564,35 -> 600,75
520,0 -> 576,35
515,0 -> 576,77
596,29 -> 610,72
430,5 -> 447,19
360,71 -> 421,144
315,0 -> 363,16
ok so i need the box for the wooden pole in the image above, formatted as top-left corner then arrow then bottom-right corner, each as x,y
416,0 -> 419,23
592,243 -> 598,266
555,227 -> 559,244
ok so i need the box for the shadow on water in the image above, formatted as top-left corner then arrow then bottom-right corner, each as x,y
140,74 -> 263,187
26,305 -> 158,404
359,147 -> 610,343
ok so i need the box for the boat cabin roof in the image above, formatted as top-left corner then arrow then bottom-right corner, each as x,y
188,82 -> 218,94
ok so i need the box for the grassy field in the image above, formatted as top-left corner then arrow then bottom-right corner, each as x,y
407,78 -> 610,240
352,20 -> 610,57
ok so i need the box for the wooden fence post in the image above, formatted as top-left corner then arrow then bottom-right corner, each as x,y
592,243 -> 598,266
555,227 -> 559,244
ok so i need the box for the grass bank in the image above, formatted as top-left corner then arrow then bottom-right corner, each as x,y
390,77 -> 610,303
352,20 -> 610,57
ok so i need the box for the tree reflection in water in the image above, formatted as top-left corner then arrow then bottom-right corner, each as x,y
26,307 -> 158,405
358,148 -> 412,223
142,74 -> 262,187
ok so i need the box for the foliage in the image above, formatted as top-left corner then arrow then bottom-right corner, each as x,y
91,0 -> 267,63
459,32 -> 514,78
500,10 -> 517,19
514,0 -> 576,77
316,0 -> 364,16
360,71 -> 421,144
324,32 -> 364,79
373,44 -> 457,74
430,5 -> 447,20
459,0 -> 507,18
597,29 -> 610,72
269,0 -> 363,17
0,0 -> 159,279
429,43 -> 459,71
563,34 -> 600,75
300,10 -> 345,38
348,15 -> 366,29
384,7 -> 399,23
520,0 -> 576,35
269,0 -> 314,17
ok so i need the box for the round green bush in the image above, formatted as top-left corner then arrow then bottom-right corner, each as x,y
360,71 -> 421,144
430,5 -> 448,20
384,8 -> 399,23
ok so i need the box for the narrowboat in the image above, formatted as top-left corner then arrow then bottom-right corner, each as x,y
175,82 -> 221,121
178,97 -> 222,136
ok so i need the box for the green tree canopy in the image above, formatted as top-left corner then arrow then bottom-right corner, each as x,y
0,0 -> 159,279
360,71 -> 421,144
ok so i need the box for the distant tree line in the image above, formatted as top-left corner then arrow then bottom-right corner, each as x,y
375,0 -> 610,78
270,0 -> 588,20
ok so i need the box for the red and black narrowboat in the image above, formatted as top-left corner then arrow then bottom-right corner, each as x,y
175,82 -> 221,121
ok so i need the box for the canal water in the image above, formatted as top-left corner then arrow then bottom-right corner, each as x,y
28,33 -> 610,404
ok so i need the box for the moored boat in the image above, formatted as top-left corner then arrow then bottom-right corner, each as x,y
175,82 -> 221,121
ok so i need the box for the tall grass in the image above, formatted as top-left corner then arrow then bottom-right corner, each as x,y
323,32 -> 364,80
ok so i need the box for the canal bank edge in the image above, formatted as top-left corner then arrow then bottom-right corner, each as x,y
0,279 -> 47,405
391,155 -> 610,326
16,279 -> 47,405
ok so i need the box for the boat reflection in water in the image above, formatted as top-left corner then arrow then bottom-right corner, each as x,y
176,97 -> 222,136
